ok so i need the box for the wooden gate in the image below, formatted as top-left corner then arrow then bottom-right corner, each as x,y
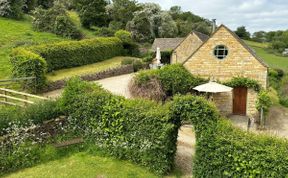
233,87 -> 247,115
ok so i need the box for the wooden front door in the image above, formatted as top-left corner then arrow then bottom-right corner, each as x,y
233,87 -> 247,115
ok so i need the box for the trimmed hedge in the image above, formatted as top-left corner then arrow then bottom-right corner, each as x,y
29,37 -> 123,71
171,95 -> 288,177
10,48 -> 47,91
59,78 -> 180,175
10,37 -> 124,91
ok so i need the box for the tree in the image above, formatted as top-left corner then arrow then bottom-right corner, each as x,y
37,0 -> 54,9
126,3 -> 177,42
75,0 -> 109,29
235,26 -> 251,40
107,0 -> 140,30
252,31 -> 267,43
0,0 -> 25,19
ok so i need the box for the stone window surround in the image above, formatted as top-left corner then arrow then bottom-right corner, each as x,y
213,45 -> 229,60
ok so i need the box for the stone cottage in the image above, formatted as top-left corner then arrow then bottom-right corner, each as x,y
181,25 -> 268,117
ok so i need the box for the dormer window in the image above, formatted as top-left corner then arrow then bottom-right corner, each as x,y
214,45 -> 228,60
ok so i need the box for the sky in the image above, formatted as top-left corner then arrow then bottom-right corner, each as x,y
137,0 -> 288,33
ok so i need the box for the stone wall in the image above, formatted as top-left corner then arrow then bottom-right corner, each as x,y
171,33 -> 203,64
184,26 -> 268,88
247,89 -> 258,117
213,92 -> 233,116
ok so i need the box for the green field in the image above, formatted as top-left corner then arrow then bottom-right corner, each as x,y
47,56 -> 138,82
4,152 -> 158,178
244,40 -> 288,71
0,16 -> 66,80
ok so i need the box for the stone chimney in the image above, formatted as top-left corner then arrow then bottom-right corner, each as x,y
212,19 -> 216,33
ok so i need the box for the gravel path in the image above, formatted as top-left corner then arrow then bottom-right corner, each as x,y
41,74 -> 134,99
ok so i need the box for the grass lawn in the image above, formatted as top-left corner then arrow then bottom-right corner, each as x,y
0,16 -> 66,80
4,152 -> 158,178
244,40 -> 288,71
46,56 -> 138,82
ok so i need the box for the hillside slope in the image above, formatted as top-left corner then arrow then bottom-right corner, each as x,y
244,40 -> 288,71
0,16 -> 65,79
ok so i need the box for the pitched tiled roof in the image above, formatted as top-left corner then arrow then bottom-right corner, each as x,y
193,31 -> 209,42
151,38 -> 185,51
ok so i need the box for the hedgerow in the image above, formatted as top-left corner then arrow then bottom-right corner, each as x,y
29,37 -> 123,71
10,48 -> 47,91
10,37 -> 124,90
171,95 -> 288,177
59,78 -> 180,175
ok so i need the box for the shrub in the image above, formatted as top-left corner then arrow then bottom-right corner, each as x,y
54,15 -> 83,39
142,51 -> 155,63
171,94 -> 288,177
32,4 -> 82,39
256,90 -> 272,116
59,78 -> 180,175
130,64 -> 206,100
10,48 -> 47,91
115,30 -> 132,43
94,27 -> 116,37
0,0 -> 25,19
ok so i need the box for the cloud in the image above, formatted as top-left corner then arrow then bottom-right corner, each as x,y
137,0 -> 288,33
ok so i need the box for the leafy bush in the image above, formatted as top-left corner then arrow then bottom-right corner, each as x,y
54,15 -> 83,39
32,4 -> 82,39
171,95 -> 288,177
59,78 -> 180,175
130,64 -> 206,100
115,30 -> 132,43
0,0 -> 25,19
142,51 -> 155,63
256,90 -> 272,116
10,48 -> 47,91
94,27 -> 116,37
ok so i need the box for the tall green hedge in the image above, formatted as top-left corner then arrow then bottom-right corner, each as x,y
59,78 -> 180,175
29,37 -> 123,71
10,48 -> 47,91
171,95 -> 288,177
10,37 -> 124,91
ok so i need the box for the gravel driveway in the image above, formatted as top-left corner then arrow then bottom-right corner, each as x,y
42,73 -> 134,99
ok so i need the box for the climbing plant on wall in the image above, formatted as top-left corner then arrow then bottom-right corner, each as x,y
224,77 -> 262,92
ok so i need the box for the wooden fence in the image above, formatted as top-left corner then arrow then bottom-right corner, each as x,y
0,88 -> 49,107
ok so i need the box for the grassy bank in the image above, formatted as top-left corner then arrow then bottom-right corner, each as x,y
47,56 -> 139,82
244,40 -> 288,70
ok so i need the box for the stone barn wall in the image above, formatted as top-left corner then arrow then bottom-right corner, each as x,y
171,33 -> 203,64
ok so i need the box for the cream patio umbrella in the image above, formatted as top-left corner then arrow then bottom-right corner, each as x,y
193,82 -> 233,93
